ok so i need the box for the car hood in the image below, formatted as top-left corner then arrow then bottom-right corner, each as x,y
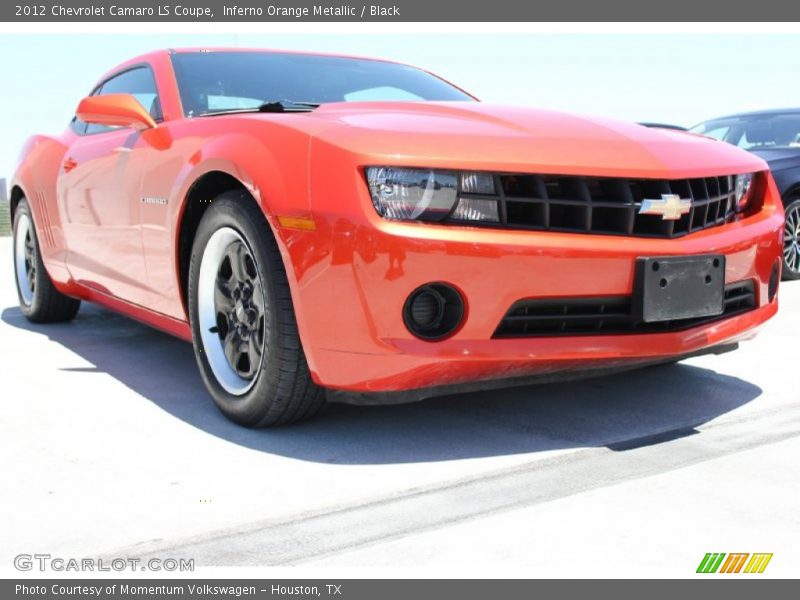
301,102 -> 766,179
747,147 -> 800,172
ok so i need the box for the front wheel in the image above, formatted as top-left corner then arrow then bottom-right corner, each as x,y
187,192 -> 325,427
783,197 -> 800,281
12,198 -> 80,323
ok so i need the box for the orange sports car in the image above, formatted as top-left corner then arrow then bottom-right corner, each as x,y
10,48 -> 784,426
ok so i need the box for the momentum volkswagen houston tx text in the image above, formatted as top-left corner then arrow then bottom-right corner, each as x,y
11,49 -> 784,426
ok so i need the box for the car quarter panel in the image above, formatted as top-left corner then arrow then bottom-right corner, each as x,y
10,133 -> 74,288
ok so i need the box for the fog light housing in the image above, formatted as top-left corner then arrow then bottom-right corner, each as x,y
403,283 -> 465,341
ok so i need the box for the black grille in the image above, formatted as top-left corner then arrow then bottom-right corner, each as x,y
493,280 -> 756,338
456,173 -> 738,238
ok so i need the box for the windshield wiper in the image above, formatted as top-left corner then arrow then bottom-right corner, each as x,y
257,100 -> 321,112
197,100 -> 321,118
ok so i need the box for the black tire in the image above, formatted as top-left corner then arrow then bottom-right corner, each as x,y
12,198 -> 80,323
187,191 -> 325,427
782,196 -> 800,281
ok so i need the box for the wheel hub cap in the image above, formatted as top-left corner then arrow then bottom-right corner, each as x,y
235,302 -> 246,324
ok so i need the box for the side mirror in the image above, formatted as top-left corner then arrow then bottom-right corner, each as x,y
76,93 -> 156,131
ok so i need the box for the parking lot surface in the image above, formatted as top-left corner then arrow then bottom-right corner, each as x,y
1,236 -> 798,576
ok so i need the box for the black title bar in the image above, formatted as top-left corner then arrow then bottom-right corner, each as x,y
4,579 -> 799,600
3,0 -> 800,22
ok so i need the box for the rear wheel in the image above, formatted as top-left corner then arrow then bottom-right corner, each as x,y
13,199 -> 80,323
783,196 -> 800,280
187,192 -> 325,427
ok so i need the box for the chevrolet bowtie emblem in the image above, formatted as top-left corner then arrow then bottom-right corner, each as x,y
639,193 -> 692,221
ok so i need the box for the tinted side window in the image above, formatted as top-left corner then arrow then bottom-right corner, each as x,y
70,84 -> 101,135
85,67 -> 161,135
71,116 -> 87,135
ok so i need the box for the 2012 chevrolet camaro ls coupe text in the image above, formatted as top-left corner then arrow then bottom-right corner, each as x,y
11,49 -> 784,426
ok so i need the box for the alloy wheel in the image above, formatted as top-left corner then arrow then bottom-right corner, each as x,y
197,227 -> 267,395
14,213 -> 36,306
784,201 -> 800,276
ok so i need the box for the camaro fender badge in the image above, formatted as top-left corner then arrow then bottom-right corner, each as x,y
639,193 -> 692,220
141,196 -> 168,205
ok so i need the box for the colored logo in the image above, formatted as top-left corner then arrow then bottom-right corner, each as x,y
640,193 -> 692,220
697,553 -> 773,574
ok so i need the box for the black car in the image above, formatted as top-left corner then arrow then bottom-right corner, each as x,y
690,109 -> 800,280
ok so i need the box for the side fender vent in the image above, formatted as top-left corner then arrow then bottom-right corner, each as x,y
34,190 -> 55,248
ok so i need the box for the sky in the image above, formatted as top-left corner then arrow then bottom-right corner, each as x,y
1,32 -> 800,181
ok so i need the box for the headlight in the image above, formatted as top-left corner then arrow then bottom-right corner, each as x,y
366,167 -> 458,221
450,197 -> 500,222
460,172 -> 496,195
365,167 -> 500,223
734,173 -> 755,212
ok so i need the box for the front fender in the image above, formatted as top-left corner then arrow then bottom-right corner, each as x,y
168,129 -> 318,365
169,131 -> 312,220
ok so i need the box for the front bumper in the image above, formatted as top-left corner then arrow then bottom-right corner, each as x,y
279,172 -> 784,397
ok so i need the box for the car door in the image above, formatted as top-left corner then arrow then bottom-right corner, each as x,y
59,66 -> 161,305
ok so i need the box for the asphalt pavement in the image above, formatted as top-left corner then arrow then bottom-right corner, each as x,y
1,236 -> 798,577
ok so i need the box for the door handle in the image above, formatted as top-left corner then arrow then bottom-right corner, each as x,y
63,158 -> 77,173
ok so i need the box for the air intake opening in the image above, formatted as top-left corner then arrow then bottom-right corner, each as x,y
403,283 -> 465,341
494,280 -> 757,338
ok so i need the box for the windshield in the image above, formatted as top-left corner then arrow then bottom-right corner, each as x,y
170,51 -> 474,117
689,113 -> 800,151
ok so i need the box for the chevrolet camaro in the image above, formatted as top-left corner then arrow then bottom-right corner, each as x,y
10,48 -> 784,426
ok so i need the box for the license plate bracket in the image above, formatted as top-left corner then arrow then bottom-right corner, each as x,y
634,255 -> 725,323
